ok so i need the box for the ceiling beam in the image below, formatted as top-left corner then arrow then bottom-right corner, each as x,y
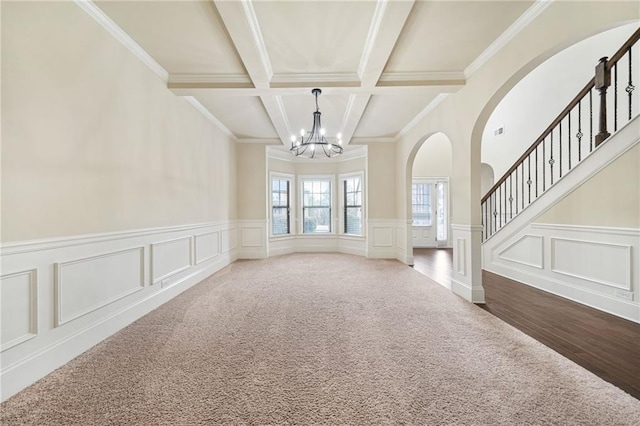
338,0 -> 415,144
169,83 -> 464,98
212,0 -> 293,144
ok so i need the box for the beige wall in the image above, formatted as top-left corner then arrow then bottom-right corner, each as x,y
537,144 -> 640,228
236,144 -> 268,220
412,132 -> 452,178
365,143 -> 396,220
1,2 -> 237,242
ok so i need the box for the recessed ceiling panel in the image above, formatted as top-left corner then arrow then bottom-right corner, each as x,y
385,1 -> 533,73
282,92 -> 350,140
354,91 -> 441,138
96,1 -> 246,75
195,95 -> 278,139
253,1 -> 376,75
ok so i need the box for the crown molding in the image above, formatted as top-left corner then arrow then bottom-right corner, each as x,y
168,74 -> 253,86
237,138 -> 282,144
397,93 -> 449,138
358,0 -> 389,81
464,0 -> 554,78
74,0 -> 168,82
241,0 -> 273,81
350,137 -> 397,144
378,71 -> 465,85
184,97 -> 236,140
270,73 -> 360,87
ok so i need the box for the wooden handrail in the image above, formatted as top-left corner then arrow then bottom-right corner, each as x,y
481,26 -> 640,205
606,27 -> 640,69
481,77 -> 595,204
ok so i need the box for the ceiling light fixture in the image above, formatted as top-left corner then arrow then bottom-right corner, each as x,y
290,88 -> 343,158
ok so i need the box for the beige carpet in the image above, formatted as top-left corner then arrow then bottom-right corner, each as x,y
2,253 -> 640,425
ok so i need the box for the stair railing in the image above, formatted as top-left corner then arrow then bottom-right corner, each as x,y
482,27 -> 640,242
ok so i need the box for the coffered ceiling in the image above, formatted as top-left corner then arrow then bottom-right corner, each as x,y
95,0 -> 536,146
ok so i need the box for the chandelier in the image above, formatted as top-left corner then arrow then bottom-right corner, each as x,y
290,88 -> 343,158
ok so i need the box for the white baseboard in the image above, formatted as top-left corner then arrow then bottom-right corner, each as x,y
451,278 -> 486,304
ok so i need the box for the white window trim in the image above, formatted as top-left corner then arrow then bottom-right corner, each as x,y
339,171 -> 366,238
269,172 -> 295,239
298,174 -> 336,236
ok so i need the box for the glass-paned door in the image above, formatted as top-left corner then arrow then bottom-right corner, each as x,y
412,179 -> 448,247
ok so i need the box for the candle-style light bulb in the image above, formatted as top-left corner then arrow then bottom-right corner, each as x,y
300,128 -> 305,136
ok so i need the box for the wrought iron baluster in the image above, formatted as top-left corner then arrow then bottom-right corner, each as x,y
590,88 -> 594,152
614,63 -> 618,132
509,175 -> 513,219
628,47 -> 635,120
489,191 -> 497,235
559,120 -> 563,178
535,146 -> 539,198
499,185 -> 502,229
568,110 -> 572,170
527,155 -> 532,204
504,181 -> 508,224
515,167 -> 518,215
577,99 -> 583,162
550,130 -> 555,185
542,137 -> 546,192
521,161 -> 525,210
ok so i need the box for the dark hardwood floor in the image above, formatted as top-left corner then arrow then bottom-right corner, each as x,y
412,248 -> 640,400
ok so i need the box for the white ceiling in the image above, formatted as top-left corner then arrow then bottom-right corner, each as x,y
96,0 -> 536,145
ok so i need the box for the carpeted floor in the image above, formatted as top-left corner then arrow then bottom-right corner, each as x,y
2,253 -> 640,425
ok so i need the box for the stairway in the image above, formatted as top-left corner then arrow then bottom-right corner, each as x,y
480,28 -> 640,324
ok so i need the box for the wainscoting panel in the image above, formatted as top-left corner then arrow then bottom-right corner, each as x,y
372,228 -> 393,247
498,234 -> 544,269
484,222 -> 640,323
55,247 -> 145,325
0,269 -> 37,352
451,225 -> 484,303
367,220 -> 399,259
237,221 -> 267,259
0,221 -> 237,402
550,238 -> 630,290
195,232 -> 219,265
150,237 -> 192,284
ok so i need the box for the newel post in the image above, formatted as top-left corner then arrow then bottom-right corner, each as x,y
594,56 -> 611,147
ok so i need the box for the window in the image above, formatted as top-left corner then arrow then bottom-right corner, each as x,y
302,178 -> 332,233
271,177 -> 290,235
343,176 -> 362,235
412,182 -> 432,226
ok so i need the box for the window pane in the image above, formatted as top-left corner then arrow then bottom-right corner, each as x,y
302,179 -> 332,233
272,207 -> 289,235
345,207 -> 362,235
412,182 -> 432,226
344,176 -> 362,235
346,192 -> 355,206
271,178 -> 290,234
304,207 -> 330,233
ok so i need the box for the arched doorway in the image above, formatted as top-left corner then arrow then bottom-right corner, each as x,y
410,132 -> 453,250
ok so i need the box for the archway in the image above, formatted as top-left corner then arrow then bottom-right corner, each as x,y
409,132 -> 453,251
479,23 -> 639,188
